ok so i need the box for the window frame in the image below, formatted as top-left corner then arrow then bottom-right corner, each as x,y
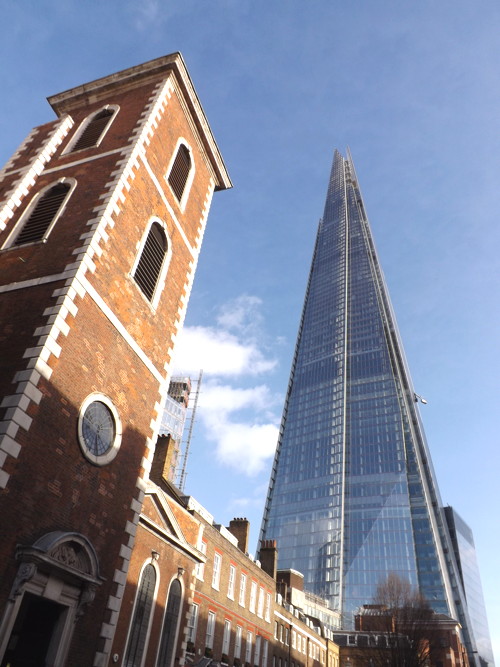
222,619 -> 231,656
186,602 -> 199,644
211,552 -> 222,590
123,560 -> 159,667
2,178 -> 76,250
227,564 -> 236,600
165,138 -> 195,212
63,105 -> 119,154
245,631 -> 253,664
255,635 -> 262,666
238,573 -> 247,607
261,639 -> 268,667
257,586 -> 265,618
130,217 -> 172,309
206,611 -> 216,650
249,580 -> 257,614
265,592 -> 271,622
155,577 -> 183,667
235,625 -> 243,659
196,539 -> 207,580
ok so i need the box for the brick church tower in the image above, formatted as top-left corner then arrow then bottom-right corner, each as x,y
0,54 -> 231,666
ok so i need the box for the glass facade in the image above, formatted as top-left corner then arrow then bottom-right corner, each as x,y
444,507 -> 495,666
260,151 -> 466,632
158,376 -> 191,482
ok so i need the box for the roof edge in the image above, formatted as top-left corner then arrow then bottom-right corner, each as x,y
47,53 -> 232,191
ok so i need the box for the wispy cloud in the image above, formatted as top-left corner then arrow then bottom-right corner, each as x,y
216,295 -> 264,337
130,0 -> 161,31
126,0 -> 179,33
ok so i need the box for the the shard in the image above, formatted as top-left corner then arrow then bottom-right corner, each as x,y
260,150 -> 483,661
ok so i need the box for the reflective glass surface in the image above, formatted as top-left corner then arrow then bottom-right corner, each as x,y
160,394 -> 187,443
445,508 -> 495,666
260,150 -> 451,624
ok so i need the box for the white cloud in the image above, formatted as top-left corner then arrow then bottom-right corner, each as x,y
173,295 -> 277,378
172,296 -> 282,477
198,381 -> 280,476
214,422 -> 278,476
200,382 -> 276,418
175,327 -> 277,377
173,326 -> 276,377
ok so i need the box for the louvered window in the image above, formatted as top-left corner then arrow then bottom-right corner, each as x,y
133,223 -> 167,301
72,108 -> 114,152
124,564 -> 156,667
14,183 -> 71,246
167,144 -> 191,202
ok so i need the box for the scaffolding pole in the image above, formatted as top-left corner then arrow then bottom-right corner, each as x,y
178,369 -> 203,492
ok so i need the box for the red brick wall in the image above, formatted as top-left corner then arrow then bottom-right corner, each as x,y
0,59 -> 225,667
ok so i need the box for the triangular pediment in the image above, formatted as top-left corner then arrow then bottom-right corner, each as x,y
139,480 -> 201,561
141,494 -> 180,538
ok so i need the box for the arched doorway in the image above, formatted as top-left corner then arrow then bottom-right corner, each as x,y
0,532 -> 101,666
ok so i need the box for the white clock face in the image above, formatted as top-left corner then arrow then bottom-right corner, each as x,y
78,394 -> 122,465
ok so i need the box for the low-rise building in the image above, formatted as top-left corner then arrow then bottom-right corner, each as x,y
113,436 -> 338,667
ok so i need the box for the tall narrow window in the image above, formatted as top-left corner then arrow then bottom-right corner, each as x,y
156,579 -> 182,667
72,108 -> 115,151
227,564 -> 236,599
255,635 -> 262,666
186,603 -> 198,644
261,640 -> 268,667
13,182 -> 71,246
167,144 -> 191,202
257,586 -> 265,618
133,222 -> 168,302
206,611 -> 216,650
239,573 -> 247,607
245,632 -> 253,664
212,552 -> 222,590
124,564 -> 157,667
249,580 -> 257,613
196,539 -> 207,580
222,620 -> 231,656
235,626 -> 242,659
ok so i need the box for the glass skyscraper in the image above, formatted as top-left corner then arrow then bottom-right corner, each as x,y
444,507 -> 495,667
260,150 -> 482,661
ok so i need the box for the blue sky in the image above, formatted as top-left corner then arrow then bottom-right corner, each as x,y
1,1 -> 499,660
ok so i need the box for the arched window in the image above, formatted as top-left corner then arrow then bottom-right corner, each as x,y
156,579 -> 182,667
12,182 -> 71,246
133,222 -> 168,302
167,144 -> 192,202
124,563 -> 157,667
71,108 -> 115,152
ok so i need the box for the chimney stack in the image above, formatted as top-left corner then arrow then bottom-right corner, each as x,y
150,434 -> 177,485
259,539 -> 278,580
228,518 -> 250,553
